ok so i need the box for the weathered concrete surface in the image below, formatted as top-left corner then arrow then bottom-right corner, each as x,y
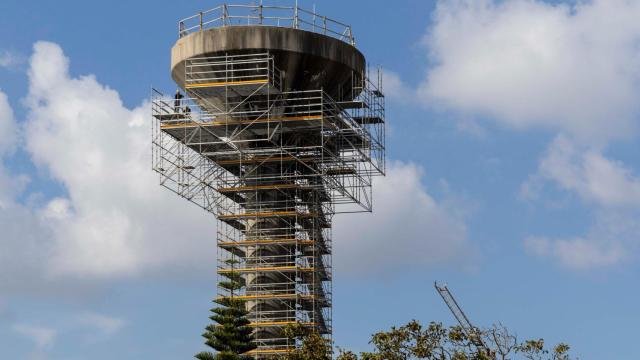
171,26 -> 366,97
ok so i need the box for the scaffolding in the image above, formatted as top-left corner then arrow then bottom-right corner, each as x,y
153,10 -> 384,358
178,3 -> 356,45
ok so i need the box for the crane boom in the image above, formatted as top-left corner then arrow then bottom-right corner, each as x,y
434,282 -> 490,353
435,282 -> 475,331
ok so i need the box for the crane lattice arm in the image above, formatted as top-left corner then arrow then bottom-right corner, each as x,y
434,282 -> 490,353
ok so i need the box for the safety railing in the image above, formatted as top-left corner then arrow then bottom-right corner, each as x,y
178,3 -> 355,46
185,53 -> 283,93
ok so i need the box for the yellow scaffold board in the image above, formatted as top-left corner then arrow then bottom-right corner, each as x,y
218,211 -> 319,220
185,79 -> 269,88
245,349 -> 291,355
217,294 -> 316,301
218,266 -> 315,274
219,239 -> 315,247
217,184 -> 309,192
159,115 -> 323,130
248,321 -> 318,327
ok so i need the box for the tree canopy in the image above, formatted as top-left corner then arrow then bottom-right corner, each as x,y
278,320 -> 574,360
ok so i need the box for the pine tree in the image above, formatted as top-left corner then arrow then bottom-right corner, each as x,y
196,259 -> 256,360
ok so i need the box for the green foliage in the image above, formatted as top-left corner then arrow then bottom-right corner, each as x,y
336,349 -> 358,360
195,259 -> 256,360
194,258 -> 576,360
349,321 -> 574,360
285,320 -> 575,360
516,338 -> 572,360
278,323 -> 332,360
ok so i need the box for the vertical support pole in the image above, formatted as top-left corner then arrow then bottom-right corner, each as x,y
223,4 -> 228,26
199,11 -> 203,31
319,88 -> 324,343
225,53 -> 229,114
312,4 -> 317,32
294,0 -> 299,29
350,26 -> 354,45
259,0 -> 263,25
323,16 -> 327,35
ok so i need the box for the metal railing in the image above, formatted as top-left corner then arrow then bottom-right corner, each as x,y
178,3 -> 355,46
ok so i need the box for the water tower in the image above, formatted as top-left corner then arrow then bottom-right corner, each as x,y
152,2 -> 385,357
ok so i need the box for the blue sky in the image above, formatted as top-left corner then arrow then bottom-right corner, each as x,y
1,0 -> 640,359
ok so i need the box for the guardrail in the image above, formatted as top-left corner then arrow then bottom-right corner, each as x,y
178,3 -> 355,46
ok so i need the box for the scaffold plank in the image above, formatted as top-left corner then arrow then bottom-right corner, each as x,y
185,79 -> 269,88
219,239 -> 315,247
218,266 -> 315,274
245,349 -> 290,355
218,211 -> 319,220
217,294 -> 316,301
159,115 -> 323,130
249,321 -> 318,327
217,184 -> 310,192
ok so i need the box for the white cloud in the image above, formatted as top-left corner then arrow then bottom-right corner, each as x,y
0,298 -> 7,317
524,236 -> 624,270
19,41 -> 216,279
0,50 -> 21,68
0,91 -> 16,155
77,312 -> 126,336
419,0 -> 640,143
412,0 -> 640,270
0,90 -> 53,294
522,135 -> 640,269
0,41 -> 217,292
382,70 -> 415,103
0,90 -> 19,208
524,218 -> 630,271
12,324 -> 56,349
334,161 -> 472,274
0,203 -> 52,293
553,238 -> 624,269
534,135 -> 640,207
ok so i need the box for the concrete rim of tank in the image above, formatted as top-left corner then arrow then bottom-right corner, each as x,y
171,25 -> 366,88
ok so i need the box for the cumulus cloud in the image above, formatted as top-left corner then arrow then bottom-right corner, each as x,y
0,50 -> 21,69
0,41 -> 218,294
0,89 -> 53,294
521,135 -> 640,269
420,0 -> 640,143
0,90 -> 20,207
0,91 -> 17,154
334,161 -> 472,274
12,324 -> 56,349
21,41 -> 217,279
533,136 -> 640,208
410,0 -> 640,270
382,70 -> 416,104
523,208 -> 640,270
525,236 -> 624,270
77,312 -> 126,336
0,203 -> 52,294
